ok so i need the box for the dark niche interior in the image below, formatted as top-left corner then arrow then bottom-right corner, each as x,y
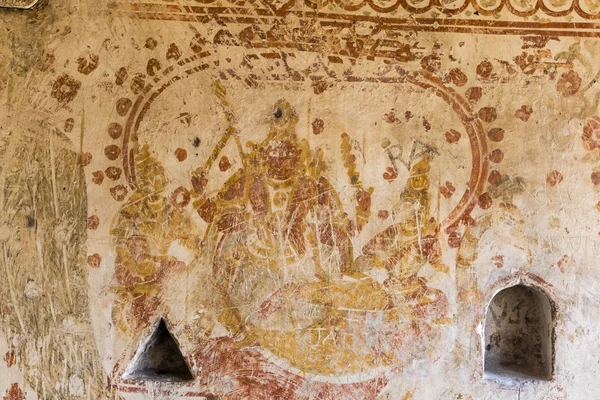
123,318 -> 194,382
484,284 -> 554,383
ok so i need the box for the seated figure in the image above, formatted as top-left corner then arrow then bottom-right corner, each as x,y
197,100 -> 448,375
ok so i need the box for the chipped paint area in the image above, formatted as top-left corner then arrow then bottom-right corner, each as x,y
1,0 -> 600,398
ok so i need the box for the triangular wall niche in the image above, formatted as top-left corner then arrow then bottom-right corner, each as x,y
122,318 -> 194,382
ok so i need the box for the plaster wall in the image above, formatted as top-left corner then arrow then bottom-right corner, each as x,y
0,0 -> 599,398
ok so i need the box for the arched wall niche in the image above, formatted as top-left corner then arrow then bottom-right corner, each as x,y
483,280 -> 556,384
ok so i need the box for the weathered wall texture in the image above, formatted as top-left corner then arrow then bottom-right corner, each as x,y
1,0 -> 600,398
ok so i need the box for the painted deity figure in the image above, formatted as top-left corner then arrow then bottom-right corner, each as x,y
195,100 -> 448,374
108,97 -> 448,377
198,100 -> 355,338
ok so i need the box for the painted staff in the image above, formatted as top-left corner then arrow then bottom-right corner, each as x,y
190,80 -> 245,198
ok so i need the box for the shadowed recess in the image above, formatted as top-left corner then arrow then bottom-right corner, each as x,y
123,318 -> 194,382
484,285 -> 554,383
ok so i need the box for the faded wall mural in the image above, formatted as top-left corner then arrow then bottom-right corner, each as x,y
2,0 -> 600,398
